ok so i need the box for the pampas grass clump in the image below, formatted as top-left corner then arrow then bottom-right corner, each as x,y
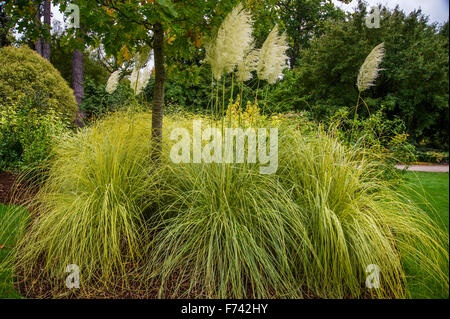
144,160 -> 310,298
10,113 -> 159,295
278,131 -> 448,298
1,112 -> 448,299
141,125 -> 448,299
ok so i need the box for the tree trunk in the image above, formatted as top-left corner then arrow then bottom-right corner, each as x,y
290,5 -> 303,69
152,22 -> 165,153
33,0 -> 42,56
42,0 -> 51,60
33,0 -> 50,60
72,48 -> 85,127
35,38 -> 43,56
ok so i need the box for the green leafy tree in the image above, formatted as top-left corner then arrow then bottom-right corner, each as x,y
277,0 -> 344,68
293,2 -> 449,148
5,0 -> 88,124
0,2 -> 14,47
5,0 -> 52,58
68,0 -> 240,149
50,32 -> 109,86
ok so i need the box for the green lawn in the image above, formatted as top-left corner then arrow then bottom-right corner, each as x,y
0,172 -> 448,299
0,203 -> 28,299
400,171 -> 449,299
402,171 -> 449,231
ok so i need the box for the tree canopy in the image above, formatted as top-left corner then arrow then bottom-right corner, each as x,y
274,2 -> 449,147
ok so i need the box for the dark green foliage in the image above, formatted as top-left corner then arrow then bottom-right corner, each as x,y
0,96 -> 66,172
258,69 -> 311,114
50,37 -> 110,87
415,150 -> 449,164
330,106 -> 417,165
0,3 -> 13,48
277,0 -> 345,68
144,65 -> 213,114
80,80 -> 135,121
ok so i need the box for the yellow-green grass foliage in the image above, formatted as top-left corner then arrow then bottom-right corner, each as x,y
144,124 -> 448,298
3,112 -> 448,298
9,113 -> 160,295
277,132 -> 448,298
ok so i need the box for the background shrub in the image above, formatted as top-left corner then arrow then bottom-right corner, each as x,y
0,46 -> 78,123
144,65 -> 213,114
329,107 -> 417,165
160,3 -> 449,150
415,149 -> 449,164
0,96 -> 67,172
80,79 -> 135,121
50,37 -> 110,88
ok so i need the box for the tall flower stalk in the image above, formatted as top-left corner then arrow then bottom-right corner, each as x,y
354,42 -> 385,121
204,3 -> 254,119
129,67 -> 151,95
105,70 -> 121,94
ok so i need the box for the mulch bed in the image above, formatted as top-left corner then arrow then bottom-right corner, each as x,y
0,171 -> 17,204
0,171 -> 37,205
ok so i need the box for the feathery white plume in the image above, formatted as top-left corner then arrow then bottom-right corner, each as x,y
129,68 -> 139,92
136,68 -> 151,95
357,42 -> 385,92
105,70 -> 121,94
257,25 -> 289,84
129,67 -> 151,95
236,48 -> 259,83
204,3 -> 253,81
